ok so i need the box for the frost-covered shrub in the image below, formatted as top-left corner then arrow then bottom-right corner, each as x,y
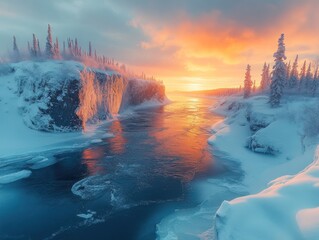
226,101 -> 245,112
246,134 -> 280,155
246,107 -> 275,132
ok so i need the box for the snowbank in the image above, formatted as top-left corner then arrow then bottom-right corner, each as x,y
209,95 -> 317,192
0,170 -> 32,184
215,149 -> 319,240
211,95 -> 319,239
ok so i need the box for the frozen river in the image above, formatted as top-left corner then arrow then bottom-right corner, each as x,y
0,94 -> 243,240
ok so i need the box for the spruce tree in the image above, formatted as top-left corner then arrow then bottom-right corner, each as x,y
305,63 -> 313,91
12,36 -> 19,59
311,66 -> 318,96
54,37 -> 60,58
37,39 -> 41,56
243,64 -> 253,98
299,60 -> 307,92
45,24 -> 54,58
286,61 -> 291,86
89,41 -> 92,57
289,55 -> 299,89
260,63 -> 268,91
269,34 -> 286,107
32,33 -> 38,57
266,64 -> 271,88
13,36 -> 18,52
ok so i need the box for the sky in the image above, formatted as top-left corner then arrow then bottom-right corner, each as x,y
1,0 -> 319,91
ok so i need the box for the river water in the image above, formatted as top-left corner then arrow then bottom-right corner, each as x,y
0,94 -> 243,240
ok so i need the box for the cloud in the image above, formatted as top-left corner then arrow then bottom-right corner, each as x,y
1,0 -> 319,90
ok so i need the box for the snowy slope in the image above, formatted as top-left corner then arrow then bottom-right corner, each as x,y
211,95 -> 319,239
209,95 -> 317,192
216,148 -> 319,240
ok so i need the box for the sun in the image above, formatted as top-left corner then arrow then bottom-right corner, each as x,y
185,83 -> 204,92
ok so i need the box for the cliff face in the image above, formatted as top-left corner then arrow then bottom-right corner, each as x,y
11,60 -> 166,132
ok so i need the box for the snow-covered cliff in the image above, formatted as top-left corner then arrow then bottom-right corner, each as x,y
0,60 -> 166,157
2,60 -> 165,132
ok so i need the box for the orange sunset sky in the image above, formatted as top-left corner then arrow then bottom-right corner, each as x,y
0,0 -> 319,91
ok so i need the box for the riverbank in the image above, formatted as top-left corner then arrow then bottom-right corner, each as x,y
211,95 -> 319,239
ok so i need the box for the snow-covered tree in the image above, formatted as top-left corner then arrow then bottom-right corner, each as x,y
54,37 -> 60,58
311,65 -> 319,96
243,64 -> 253,98
37,39 -> 41,56
45,24 -> 54,58
305,63 -> 313,91
289,55 -> 299,88
12,36 -> 19,60
75,38 -> 79,56
31,33 -> 38,57
299,60 -> 307,91
269,34 -> 287,107
13,36 -> 18,53
286,61 -> 291,86
260,63 -> 270,91
89,42 -> 92,57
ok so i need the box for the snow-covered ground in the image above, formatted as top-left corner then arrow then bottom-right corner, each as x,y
211,95 -> 319,239
212,95 -> 319,239
157,94 -> 319,240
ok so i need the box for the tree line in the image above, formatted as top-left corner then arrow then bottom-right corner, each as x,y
9,24 -> 158,82
243,33 -> 319,107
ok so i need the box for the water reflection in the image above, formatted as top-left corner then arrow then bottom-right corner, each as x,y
149,95 -> 223,182
108,120 -> 127,154
81,147 -> 104,174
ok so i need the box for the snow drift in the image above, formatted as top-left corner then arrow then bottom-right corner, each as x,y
210,95 -> 319,240
215,148 -> 319,240
8,60 -> 165,132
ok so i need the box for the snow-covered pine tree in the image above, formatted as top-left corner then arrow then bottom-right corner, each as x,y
75,38 -> 79,56
243,64 -> 253,98
54,37 -> 60,58
12,36 -> 19,58
37,39 -> 41,56
89,42 -> 92,57
299,60 -> 307,92
267,64 -> 271,86
13,36 -> 18,52
45,24 -> 54,58
289,55 -> 299,89
286,61 -> 291,87
311,65 -> 319,96
305,63 -> 313,91
32,33 -> 38,57
269,33 -> 286,107
260,63 -> 268,91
